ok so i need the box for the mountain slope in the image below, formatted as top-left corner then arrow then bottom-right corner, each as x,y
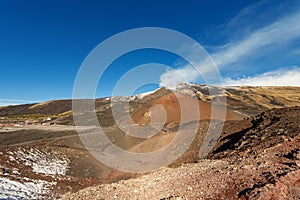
1,85 -> 300,199
1,85 -> 299,126
60,106 -> 300,200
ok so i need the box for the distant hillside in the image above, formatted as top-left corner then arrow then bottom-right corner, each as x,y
1,85 -> 300,199
0,85 -> 299,126
0,100 -> 72,116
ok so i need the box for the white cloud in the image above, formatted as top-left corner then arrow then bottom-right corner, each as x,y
223,67 -> 300,86
159,8 -> 300,87
291,48 -> 300,56
212,11 -> 300,67
225,0 -> 271,29
159,65 -> 199,87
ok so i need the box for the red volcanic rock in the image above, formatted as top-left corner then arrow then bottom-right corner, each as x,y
131,92 -> 244,125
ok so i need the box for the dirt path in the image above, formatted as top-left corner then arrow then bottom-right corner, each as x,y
0,133 -> 79,147
0,125 -> 97,133
0,125 -> 113,147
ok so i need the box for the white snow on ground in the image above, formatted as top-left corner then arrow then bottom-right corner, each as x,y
14,147 -> 69,176
0,147 -> 70,199
0,177 -> 53,199
135,89 -> 158,99
109,89 -> 158,102
111,96 -> 136,102
165,82 -> 192,91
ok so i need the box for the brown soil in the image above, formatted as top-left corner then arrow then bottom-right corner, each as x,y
60,106 -> 300,200
131,92 -> 244,125
60,134 -> 300,199
1,86 -> 300,199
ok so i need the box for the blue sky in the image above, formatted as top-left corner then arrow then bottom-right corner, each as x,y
1,0 -> 300,106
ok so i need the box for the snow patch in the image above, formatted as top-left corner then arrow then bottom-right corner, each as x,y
0,177 -> 54,199
15,148 -> 69,176
135,89 -> 158,99
0,147 -> 69,199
